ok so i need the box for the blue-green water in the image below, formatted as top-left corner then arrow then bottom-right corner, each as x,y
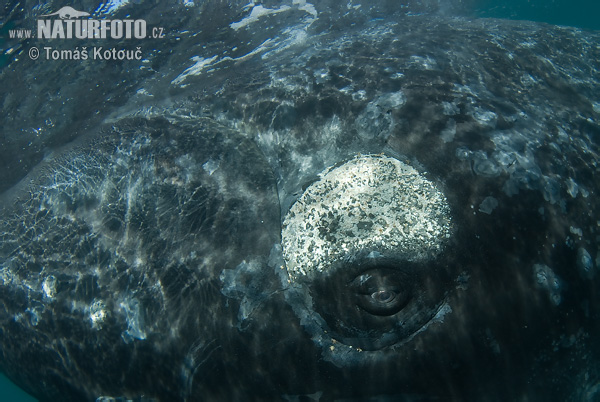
0,374 -> 37,401
475,0 -> 600,30
1,0 -> 598,401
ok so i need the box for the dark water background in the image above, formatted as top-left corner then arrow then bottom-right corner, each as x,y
0,0 -> 597,400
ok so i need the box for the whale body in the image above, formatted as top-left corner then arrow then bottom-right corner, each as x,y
0,1 -> 599,400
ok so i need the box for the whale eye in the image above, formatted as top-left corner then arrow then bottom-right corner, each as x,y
307,259 -> 448,350
280,153 -> 453,351
352,270 -> 411,316
372,289 -> 395,303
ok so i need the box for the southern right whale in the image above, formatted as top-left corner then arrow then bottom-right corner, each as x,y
0,1 -> 599,400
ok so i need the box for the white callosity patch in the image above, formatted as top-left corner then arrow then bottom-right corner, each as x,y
282,155 -> 452,281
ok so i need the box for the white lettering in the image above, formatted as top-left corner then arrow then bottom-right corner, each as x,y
111,20 -> 123,39
37,20 -> 52,39
36,18 -> 149,39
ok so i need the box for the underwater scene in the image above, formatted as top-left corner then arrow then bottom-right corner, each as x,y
1,0 -> 599,401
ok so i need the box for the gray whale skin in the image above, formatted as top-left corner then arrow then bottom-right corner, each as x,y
0,2 -> 599,401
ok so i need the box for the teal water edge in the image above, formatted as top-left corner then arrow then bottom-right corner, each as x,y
0,0 -> 597,401
0,374 -> 37,401
475,0 -> 600,30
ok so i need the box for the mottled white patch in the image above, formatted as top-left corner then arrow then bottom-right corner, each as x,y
282,155 -> 452,281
